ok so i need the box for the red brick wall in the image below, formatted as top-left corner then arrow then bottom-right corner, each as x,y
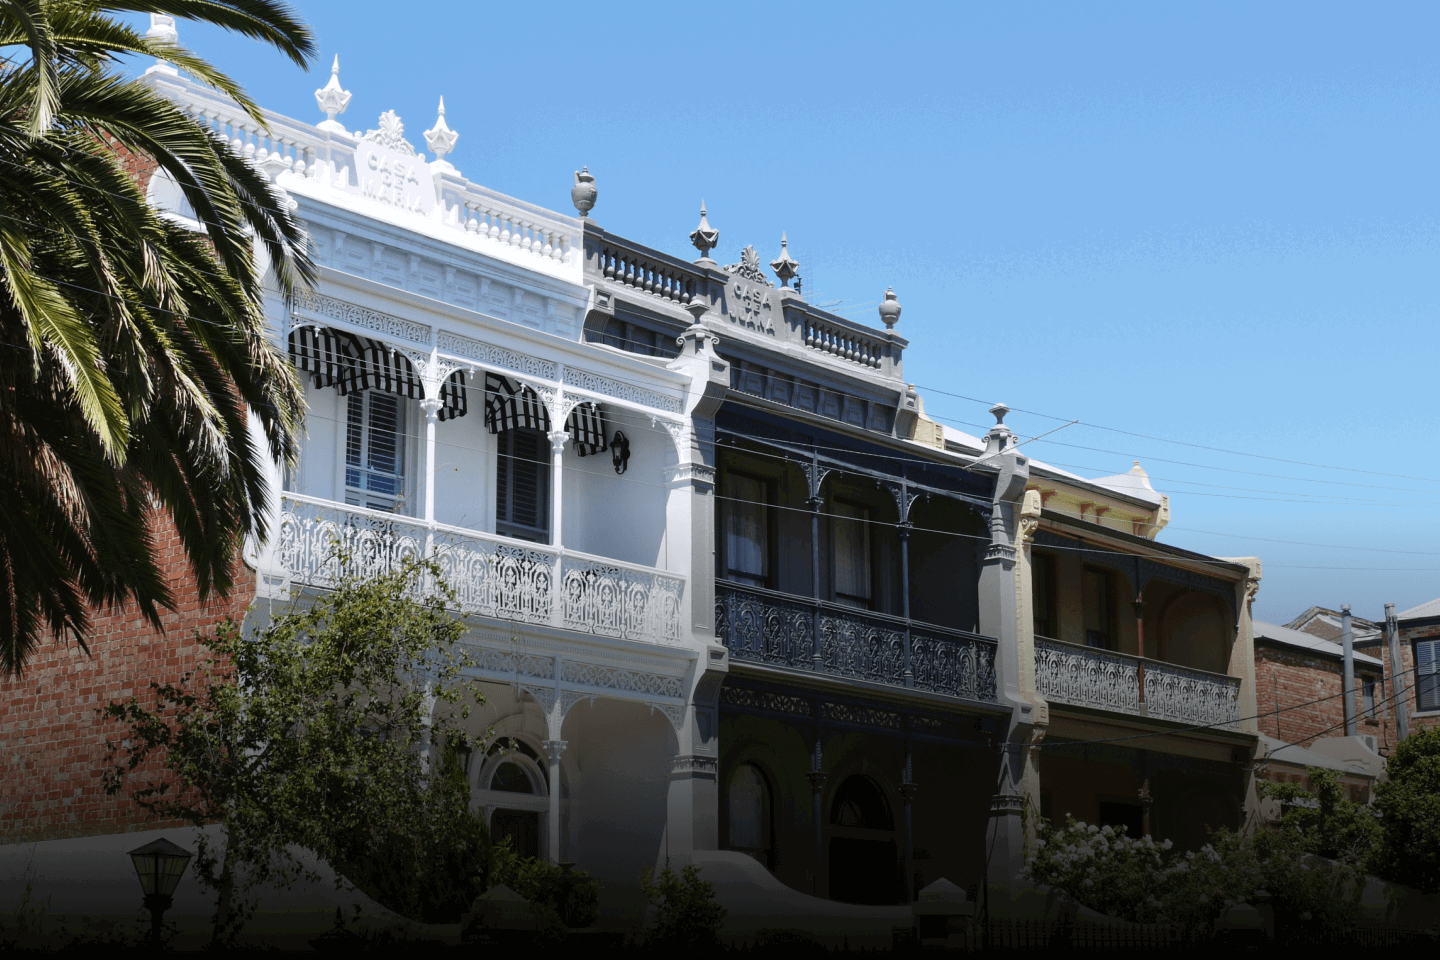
0,517 -> 251,843
1253,644 -> 1391,751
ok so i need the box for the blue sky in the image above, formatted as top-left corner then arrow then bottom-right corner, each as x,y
145,2 -> 1440,624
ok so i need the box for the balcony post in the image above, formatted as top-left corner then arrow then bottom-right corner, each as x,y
805,453 -> 828,673
1134,574 -> 1147,711
421,398 -> 441,581
805,736 -> 827,896
901,746 -> 917,901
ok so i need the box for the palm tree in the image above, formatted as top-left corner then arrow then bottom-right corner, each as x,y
0,1 -> 317,674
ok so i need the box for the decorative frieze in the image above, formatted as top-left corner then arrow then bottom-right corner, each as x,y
820,701 -> 904,730
472,648 -> 555,680
719,686 -> 813,717
292,289 -> 430,344
564,367 -> 683,413
436,331 -> 557,380
559,660 -> 684,699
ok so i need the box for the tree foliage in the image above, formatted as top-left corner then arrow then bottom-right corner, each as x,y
1373,726 -> 1440,894
0,0 -> 316,675
639,864 -> 728,949
1024,817 -> 1362,937
102,554 -> 482,940
1257,766 -> 1381,864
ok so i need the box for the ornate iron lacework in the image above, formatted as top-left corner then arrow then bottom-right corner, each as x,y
560,558 -> 684,645
714,583 -> 998,703
820,702 -> 904,730
718,686 -> 813,717
1034,637 -> 1240,728
1034,638 -> 1140,715
277,497 -> 682,647
436,331 -> 557,380
560,660 -> 684,699
472,648 -> 555,680
292,289 -> 431,344
564,367 -> 683,413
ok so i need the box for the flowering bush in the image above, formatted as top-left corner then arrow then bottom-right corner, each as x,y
1023,817 -> 1361,936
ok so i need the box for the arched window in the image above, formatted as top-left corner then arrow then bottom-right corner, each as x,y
727,763 -> 771,864
490,761 -> 534,794
830,774 -> 894,830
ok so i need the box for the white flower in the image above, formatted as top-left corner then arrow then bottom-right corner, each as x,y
1101,825 -> 1114,837
1087,824 -> 1100,835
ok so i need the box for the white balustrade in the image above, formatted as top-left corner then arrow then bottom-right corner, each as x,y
276,494 -> 684,646
1034,637 -> 1240,729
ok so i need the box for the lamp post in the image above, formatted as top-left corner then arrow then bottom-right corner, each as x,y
127,837 -> 193,944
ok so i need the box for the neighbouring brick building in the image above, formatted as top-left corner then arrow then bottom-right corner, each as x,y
1287,604 -> 1440,745
1252,619 -> 1391,754
0,517 -> 251,843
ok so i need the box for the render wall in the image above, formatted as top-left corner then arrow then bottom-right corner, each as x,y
0,517 -> 251,842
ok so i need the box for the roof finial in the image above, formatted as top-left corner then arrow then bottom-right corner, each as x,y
572,166 -> 597,219
143,15 -> 179,76
424,96 -> 459,169
690,201 -> 719,262
878,286 -> 902,329
770,232 -> 799,288
315,55 -> 352,134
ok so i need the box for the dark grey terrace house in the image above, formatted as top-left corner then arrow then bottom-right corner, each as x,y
576,190 -> 1263,917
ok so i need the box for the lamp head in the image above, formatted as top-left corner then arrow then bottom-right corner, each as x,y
610,431 -> 630,475
127,837 -> 193,897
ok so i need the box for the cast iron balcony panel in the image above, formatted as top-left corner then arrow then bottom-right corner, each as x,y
1033,636 -> 1241,729
714,581 -> 998,702
276,493 -> 684,645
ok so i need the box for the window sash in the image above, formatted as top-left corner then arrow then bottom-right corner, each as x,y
345,391 -> 405,512
832,500 -> 872,608
723,473 -> 769,586
1083,567 -> 1114,649
496,428 -> 550,543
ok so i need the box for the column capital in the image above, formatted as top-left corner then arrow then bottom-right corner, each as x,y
420,397 -> 444,423
542,739 -> 568,762
805,770 -> 828,792
547,429 -> 569,453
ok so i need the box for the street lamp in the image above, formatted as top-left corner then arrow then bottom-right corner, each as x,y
127,837 -> 193,944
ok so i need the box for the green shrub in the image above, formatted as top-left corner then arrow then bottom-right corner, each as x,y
639,864 -> 727,949
1373,726 -> 1440,894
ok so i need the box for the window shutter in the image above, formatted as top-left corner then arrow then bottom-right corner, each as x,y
497,428 -> 550,542
1418,639 -> 1439,712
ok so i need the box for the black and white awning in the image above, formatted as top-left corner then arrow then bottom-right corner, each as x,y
484,372 -> 606,455
288,324 -> 468,421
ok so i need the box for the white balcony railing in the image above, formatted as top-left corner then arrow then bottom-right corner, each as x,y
1034,636 -> 1240,729
275,493 -> 684,646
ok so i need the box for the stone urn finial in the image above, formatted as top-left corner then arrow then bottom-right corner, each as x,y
878,286 -> 902,329
572,166 -> 597,219
143,15 -> 180,76
770,233 -> 799,288
424,96 -> 459,166
990,402 -> 1010,426
690,201 -> 719,262
315,56 -> 352,133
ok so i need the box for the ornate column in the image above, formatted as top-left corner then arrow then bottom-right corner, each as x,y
542,738 -> 567,863
421,398 -> 441,528
975,404 -> 1037,917
805,736 -> 827,895
546,429 -> 568,549
901,748 -> 918,901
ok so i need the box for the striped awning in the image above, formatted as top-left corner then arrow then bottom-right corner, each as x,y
288,324 -> 469,421
484,372 -> 606,455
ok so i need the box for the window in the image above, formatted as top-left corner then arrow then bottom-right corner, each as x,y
727,764 -> 771,862
1417,638 -> 1440,712
496,428 -> 550,543
1363,678 -> 1377,718
345,391 -> 405,511
1082,567 -> 1115,650
722,472 -> 770,587
490,762 -> 534,794
832,500 -> 873,610
1033,553 -> 1056,639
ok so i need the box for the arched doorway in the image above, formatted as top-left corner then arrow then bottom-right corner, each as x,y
473,737 -> 548,859
725,762 -> 774,868
828,774 -> 899,904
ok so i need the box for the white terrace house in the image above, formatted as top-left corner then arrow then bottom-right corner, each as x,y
142,50 -> 726,890
141,22 -> 1263,926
